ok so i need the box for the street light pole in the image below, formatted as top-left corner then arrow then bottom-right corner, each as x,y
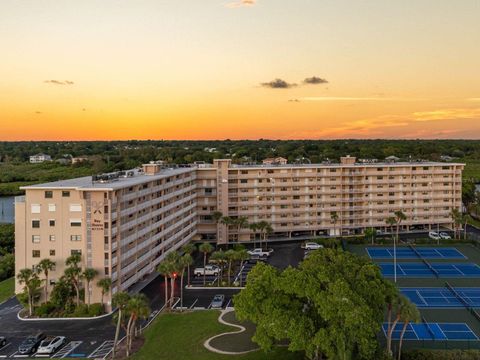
393,231 -> 397,283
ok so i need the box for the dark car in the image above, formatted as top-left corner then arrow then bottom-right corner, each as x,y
18,332 -> 46,355
0,337 -> 6,348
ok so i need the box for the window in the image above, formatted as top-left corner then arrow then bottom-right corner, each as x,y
45,191 -> 53,198
49,219 -> 55,227
104,267 -> 109,275
31,204 -> 41,214
32,235 -> 40,243
62,191 -> 70,197
70,235 -> 82,241
32,250 -> 40,258
48,204 -> 56,212
32,220 -> 40,228
49,235 -> 56,242
70,204 -> 82,212
71,250 -> 81,256
50,249 -> 55,256
70,219 -> 82,227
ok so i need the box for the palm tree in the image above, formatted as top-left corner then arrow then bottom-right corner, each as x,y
330,211 -> 339,237
17,268 -> 41,316
249,222 -> 259,248
451,209 -> 462,240
36,258 -> 55,304
394,210 -> 406,243
181,243 -> 196,287
385,284 -> 399,356
111,291 -> 131,360
165,252 -> 181,309
97,278 -> 112,309
263,223 -> 273,249
125,293 -> 150,357
210,250 -> 226,286
221,216 -> 234,244
461,212 -> 470,240
386,296 -> 406,356
235,216 -> 249,242
224,249 -> 236,285
179,254 -> 193,311
157,261 -> 171,309
83,268 -> 98,307
235,249 -> 249,287
397,299 -> 420,360
65,254 -> 83,306
199,242 -> 214,286
386,216 -> 397,282
364,227 -> 376,245
212,211 -> 223,225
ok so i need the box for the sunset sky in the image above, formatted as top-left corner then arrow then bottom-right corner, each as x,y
1,0 -> 480,140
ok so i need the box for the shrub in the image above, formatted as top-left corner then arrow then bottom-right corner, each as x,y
88,303 -> 104,317
35,302 -> 57,317
70,303 -> 89,317
402,349 -> 480,360
315,238 -> 341,249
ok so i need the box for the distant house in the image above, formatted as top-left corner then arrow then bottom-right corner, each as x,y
29,153 -> 52,163
358,158 -> 378,164
440,155 -> 455,162
262,157 -> 288,165
71,156 -> 89,164
385,156 -> 400,163
204,147 -> 217,153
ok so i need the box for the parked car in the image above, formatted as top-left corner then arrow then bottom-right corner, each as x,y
18,332 -> 46,355
428,231 -> 441,240
194,265 -> 221,277
247,248 -> 274,258
211,294 -> 225,309
0,337 -> 6,348
37,336 -> 66,354
303,242 -> 324,250
439,232 -> 452,240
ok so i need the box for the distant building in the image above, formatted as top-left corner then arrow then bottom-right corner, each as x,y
262,157 -> 288,165
204,147 -> 217,153
358,158 -> 378,164
29,154 -> 51,163
440,155 -> 455,162
71,157 -> 89,164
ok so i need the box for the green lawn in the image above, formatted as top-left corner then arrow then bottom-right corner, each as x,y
0,277 -> 14,303
132,310 -> 303,360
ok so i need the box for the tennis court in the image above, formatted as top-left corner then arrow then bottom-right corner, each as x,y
367,247 -> 466,260
402,287 -> 480,308
379,262 -> 480,278
382,322 -> 479,341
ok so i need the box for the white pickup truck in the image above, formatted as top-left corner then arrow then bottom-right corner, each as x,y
247,248 -> 274,258
194,265 -> 221,277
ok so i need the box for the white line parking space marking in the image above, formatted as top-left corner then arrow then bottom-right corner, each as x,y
51,341 -> 82,358
87,340 -> 115,359
225,298 -> 232,308
189,298 -> 199,309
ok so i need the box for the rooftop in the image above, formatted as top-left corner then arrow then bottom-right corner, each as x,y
21,167 -> 194,191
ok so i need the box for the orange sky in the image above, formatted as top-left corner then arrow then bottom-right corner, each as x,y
1,0 -> 479,140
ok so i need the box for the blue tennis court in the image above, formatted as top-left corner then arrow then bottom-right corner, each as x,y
382,322 -> 478,341
367,247 -> 466,259
401,287 -> 480,308
379,263 -> 480,278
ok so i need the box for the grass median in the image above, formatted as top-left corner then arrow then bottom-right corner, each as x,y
0,277 -> 14,303
132,310 -> 302,360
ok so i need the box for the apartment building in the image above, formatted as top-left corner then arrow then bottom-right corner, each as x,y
15,163 -> 197,308
15,156 -> 463,306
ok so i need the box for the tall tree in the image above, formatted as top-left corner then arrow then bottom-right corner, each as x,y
210,250 -> 226,286
397,298 -> 420,360
225,249 -> 236,285
17,268 -> 41,316
179,254 -> 193,311
235,249 -> 397,360
364,228 -> 376,245
199,242 -> 214,286
36,258 -> 56,303
181,243 -> 196,287
386,216 -> 398,283
83,268 -> 98,307
451,209 -> 462,240
125,294 -> 150,357
394,211 -> 406,243
221,216 -> 235,244
157,261 -> 171,309
249,222 -> 259,248
65,254 -> 83,306
235,216 -> 249,242
97,277 -> 112,309
330,211 -> 339,237
235,249 -> 250,287
111,291 -> 131,360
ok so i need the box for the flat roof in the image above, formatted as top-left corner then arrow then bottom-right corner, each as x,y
21,167 -> 195,191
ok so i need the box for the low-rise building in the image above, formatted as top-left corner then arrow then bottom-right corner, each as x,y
29,153 -> 52,163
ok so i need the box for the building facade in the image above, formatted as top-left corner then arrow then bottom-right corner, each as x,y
29,153 -> 52,163
15,157 -> 463,306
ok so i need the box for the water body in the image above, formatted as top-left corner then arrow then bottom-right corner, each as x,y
0,196 -> 15,224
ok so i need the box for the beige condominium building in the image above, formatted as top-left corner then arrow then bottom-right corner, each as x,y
15,156 -> 464,307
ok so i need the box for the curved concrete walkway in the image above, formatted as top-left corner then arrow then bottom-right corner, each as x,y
204,308 -> 260,355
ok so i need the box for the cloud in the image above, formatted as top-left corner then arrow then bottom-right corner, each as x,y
225,0 -> 256,8
288,99 -> 300,102
299,96 -> 424,102
303,76 -> 328,85
412,108 -> 480,122
44,80 -> 74,85
35,111 -> 42,114
261,78 -> 296,89
466,98 -> 480,102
